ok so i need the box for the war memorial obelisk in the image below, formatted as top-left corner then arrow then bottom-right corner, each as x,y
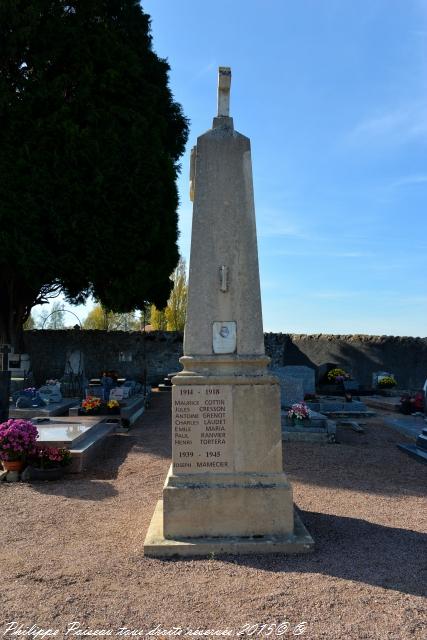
144,68 -> 313,556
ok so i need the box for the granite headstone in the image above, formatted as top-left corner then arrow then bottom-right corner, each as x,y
272,366 -> 315,407
280,366 -> 315,395
281,378 -> 304,408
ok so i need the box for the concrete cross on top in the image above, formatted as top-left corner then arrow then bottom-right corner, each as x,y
217,66 -> 231,117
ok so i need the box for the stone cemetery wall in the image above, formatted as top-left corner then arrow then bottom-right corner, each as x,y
24,330 -> 183,386
265,333 -> 427,390
23,330 -> 427,389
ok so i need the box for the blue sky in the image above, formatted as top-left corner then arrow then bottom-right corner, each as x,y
142,0 -> 427,337
41,1 -> 427,337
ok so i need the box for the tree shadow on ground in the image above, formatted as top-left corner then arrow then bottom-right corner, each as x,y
204,510 -> 427,598
87,432 -> 144,480
27,476 -> 118,500
88,425 -> 171,481
284,422 -> 427,498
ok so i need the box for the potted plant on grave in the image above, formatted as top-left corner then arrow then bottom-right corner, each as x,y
24,446 -> 72,481
81,396 -> 103,415
106,399 -> 120,415
326,368 -> 351,384
377,375 -> 396,389
0,419 -> 39,473
287,402 -> 310,426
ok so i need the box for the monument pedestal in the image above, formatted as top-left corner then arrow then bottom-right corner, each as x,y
144,365 -> 314,556
144,500 -> 313,557
163,467 -> 294,538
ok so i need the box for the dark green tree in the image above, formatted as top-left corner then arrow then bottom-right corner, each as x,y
0,0 -> 188,349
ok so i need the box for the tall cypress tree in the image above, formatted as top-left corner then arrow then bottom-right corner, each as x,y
0,0 -> 188,349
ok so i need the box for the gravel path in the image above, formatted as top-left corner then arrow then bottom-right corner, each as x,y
1,390 -> 426,640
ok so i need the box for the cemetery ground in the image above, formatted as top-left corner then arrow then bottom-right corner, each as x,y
1,391 -> 426,640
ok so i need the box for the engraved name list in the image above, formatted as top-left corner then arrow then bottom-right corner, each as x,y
172,385 -> 233,474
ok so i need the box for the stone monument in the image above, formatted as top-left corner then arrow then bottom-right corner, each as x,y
144,68 -> 313,556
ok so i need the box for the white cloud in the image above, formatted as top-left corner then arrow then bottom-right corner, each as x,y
311,291 -> 365,300
347,102 -> 427,146
266,248 -> 370,258
390,174 -> 427,188
257,207 -> 309,239
192,61 -> 216,82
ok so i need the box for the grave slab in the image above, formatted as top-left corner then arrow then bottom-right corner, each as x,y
397,428 -> 427,464
397,444 -> 427,464
66,420 -> 118,472
383,415 -> 427,442
364,395 -> 401,412
69,392 -> 150,427
34,418 -> 95,448
9,398 -> 80,419
32,415 -> 119,472
306,399 -> 373,418
281,410 -> 336,443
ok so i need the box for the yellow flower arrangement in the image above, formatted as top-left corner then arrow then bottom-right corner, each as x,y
327,368 -> 350,383
107,399 -> 120,409
378,376 -> 396,388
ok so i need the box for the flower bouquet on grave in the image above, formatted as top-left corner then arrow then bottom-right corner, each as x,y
287,403 -> 310,426
24,446 -> 72,481
377,375 -> 396,389
81,396 -> 103,415
0,419 -> 39,472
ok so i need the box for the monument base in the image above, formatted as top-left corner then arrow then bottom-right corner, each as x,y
163,466 -> 294,538
144,500 -> 314,557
